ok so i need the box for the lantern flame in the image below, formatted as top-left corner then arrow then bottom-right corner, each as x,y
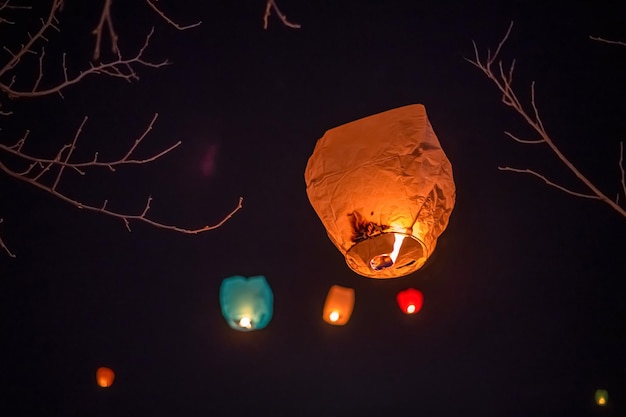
390,233 -> 405,263
598,397 -> 606,406
406,304 -> 416,314
329,311 -> 340,322
369,233 -> 406,271
238,316 -> 252,329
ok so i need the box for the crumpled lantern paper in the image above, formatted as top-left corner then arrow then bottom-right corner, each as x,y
305,104 -> 455,278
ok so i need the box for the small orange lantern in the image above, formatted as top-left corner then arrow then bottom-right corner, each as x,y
323,285 -> 355,325
96,367 -> 115,388
396,288 -> 423,314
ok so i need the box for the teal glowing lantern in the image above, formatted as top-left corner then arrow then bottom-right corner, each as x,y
219,275 -> 273,331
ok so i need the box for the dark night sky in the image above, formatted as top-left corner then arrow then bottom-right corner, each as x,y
1,1 -> 626,416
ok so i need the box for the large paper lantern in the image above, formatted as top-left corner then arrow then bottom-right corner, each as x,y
96,367 -> 115,388
305,104 -> 455,278
220,275 -> 273,331
322,285 -> 355,325
595,389 -> 608,406
396,288 -> 424,314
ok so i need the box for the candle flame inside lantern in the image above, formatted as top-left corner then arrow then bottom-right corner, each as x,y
238,316 -> 252,329
329,311 -> 340,322
369,233 -> 406,271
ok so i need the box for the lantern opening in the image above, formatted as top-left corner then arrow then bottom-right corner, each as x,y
369,233 -> 406,271
406,304 -> 416,314
346,232 -> 427,278
329,311 -> 340,322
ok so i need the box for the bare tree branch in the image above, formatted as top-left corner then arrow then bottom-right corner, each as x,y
467,22 -> 626,219
263,0 -> 300,30
590,36 -> 626,47
0,218 -> 16,257
0,1 -> 31,25
0,115 -> 244,250
91,0 -> 118,61
144,0 -> 201,31
0,2 -> 244,257
93,0 -> 202,61
497,167 -> 602,199
1,28 -> 169,98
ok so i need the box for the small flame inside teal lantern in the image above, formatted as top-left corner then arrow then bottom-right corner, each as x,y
219,275 -> 273,331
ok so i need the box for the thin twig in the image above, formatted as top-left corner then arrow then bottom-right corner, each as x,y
263,0 -> 300,29
0,218 -> 16,257
590,36 -> 626,47
498,167 -> 601,199
144,0 -> 201,30
0,114 -> 244,236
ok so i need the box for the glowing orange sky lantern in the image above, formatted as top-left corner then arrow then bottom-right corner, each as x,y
323,285 -> 355,325
96,367 -> 115,388
305,104 -> 455,278
396,288 -> 424,314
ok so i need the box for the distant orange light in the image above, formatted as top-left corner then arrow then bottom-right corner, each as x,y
96,367 -> 115,388
396,288 -> 423,315
595,389 -> 608,407
323,285 -> 355,326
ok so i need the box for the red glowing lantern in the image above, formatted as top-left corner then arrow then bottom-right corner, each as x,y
396,288 -> 423,314
96,367 -> 115,387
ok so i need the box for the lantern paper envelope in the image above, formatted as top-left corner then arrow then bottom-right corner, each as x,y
396,288 -> 424,314
595,389 -> 608,406
96,366 -> 115,388
305,104 -> 456,278
220,275 -> 273,331
323,285 -> 355,325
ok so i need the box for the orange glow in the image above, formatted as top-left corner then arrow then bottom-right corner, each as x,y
96,367 -> 115,388
304,104 -> 456,278
323,285 -> 355,325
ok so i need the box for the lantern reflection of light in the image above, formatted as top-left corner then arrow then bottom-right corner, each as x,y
96,367 -> 115,388
595,389 -> 608,406
219,275 -> 273,331
305,104 -> 456,279
323,285 -> 355,325
396,288 -> 424,315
